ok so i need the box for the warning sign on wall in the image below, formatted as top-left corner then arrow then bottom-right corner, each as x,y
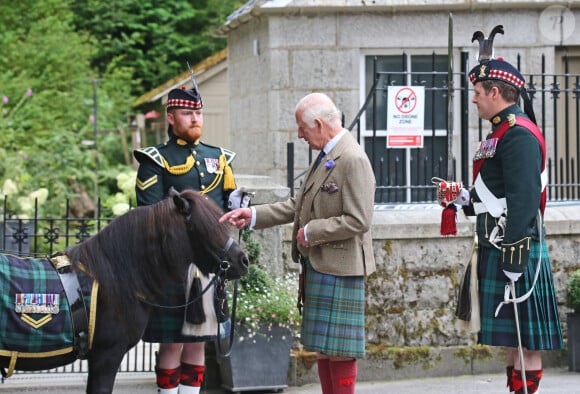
386,86 -> 425,148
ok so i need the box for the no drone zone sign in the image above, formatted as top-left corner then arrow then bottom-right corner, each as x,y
386,86 -> 425,148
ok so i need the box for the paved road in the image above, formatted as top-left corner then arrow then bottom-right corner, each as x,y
1,368 -> 578,393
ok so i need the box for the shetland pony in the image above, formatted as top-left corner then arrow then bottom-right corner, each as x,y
0,188 -> 248,393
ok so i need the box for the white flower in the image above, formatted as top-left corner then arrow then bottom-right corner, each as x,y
116,171 -> 137,195
112,202 -> 130,216
1,179 -> 18,196
29,188 -> 48,205
17,196 -> 34,217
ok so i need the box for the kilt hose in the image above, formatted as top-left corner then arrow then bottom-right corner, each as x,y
477,238 -> 563,350
301,260 -> 366,359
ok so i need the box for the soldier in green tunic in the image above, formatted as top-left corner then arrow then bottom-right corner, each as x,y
444,28 -> 563,394
134,84 -> 237,394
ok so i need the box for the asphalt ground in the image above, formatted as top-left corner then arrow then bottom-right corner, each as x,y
0,367 -> 578,393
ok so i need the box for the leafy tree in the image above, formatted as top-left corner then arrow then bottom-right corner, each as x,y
68,0 -> 242,94
0,0 -> 134,217
0,0 -> 242,218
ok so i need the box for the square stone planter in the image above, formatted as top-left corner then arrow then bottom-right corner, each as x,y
216,323 -> 293,392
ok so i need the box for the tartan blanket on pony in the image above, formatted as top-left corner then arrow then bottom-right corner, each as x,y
0,253 -> 95,375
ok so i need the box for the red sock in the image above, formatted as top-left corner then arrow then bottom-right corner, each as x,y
506,366 -> 514,391
179,363 -> 205,387
156,366 -> 180,389
511,369 -> 543,394
329,359 -> 357,394
317,358 -> 333,394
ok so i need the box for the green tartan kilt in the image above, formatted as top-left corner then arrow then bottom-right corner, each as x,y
477,238 -> 563,350
301,260 -> 366,358
142,281 -> 230,343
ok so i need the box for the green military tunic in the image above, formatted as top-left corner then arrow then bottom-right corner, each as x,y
134,135 -> 236,343
134,136 -> 235,210
469,104 -> 543,264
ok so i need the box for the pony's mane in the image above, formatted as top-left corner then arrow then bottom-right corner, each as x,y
65,189 -> 231,319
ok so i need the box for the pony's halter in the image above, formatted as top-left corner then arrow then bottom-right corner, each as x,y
218,237 -> 235,265
182,208 -> 234,272
214,237 -> 235,283
138,235 -> 235,310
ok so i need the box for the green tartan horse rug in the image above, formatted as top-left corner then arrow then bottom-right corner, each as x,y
0,253 -> 97,377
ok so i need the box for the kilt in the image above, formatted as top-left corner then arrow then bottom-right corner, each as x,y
477,238 -> 563,350
142,277 -> 229,344
301,260 -> 366,358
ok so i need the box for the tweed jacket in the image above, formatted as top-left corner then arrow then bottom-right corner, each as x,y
254,131 -> 376,277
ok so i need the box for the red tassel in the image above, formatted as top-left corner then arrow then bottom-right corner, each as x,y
440,204 -> 457,236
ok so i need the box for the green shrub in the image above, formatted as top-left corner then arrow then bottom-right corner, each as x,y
229,229 -> 301,344
566,269 -> 580,314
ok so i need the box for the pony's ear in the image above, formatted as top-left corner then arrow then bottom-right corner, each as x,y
172,192 -> 191,216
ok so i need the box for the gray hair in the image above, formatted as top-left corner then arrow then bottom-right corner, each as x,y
296,93 -> 341,128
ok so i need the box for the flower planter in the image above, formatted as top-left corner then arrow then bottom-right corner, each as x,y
568,313 -> 580,372
216,323 -> 293,392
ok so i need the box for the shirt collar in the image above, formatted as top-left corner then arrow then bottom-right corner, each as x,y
321,129 -> 347,155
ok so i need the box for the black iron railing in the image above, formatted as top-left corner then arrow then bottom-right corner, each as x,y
289,52 -> 580,204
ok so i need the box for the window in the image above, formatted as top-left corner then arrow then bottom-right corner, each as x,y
362,54 -> 450,203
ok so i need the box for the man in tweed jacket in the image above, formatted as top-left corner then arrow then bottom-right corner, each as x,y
221,92 -> 375,394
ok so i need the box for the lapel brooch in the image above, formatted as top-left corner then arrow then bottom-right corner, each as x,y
324,159 -> 335,170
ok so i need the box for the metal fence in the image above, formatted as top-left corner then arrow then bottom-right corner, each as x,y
1,198 -> 156,376
289,51 -> 580,204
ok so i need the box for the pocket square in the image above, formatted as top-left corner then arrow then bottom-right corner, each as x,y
321,182 -> 339,193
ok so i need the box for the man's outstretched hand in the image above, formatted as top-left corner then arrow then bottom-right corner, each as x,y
219,208 -> 252,229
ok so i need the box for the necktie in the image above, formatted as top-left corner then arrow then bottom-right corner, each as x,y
314,150 -> 326,168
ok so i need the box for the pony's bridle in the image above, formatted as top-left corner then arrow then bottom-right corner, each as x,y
138,235 -> 235,310
212,236 -> 234,275
138,232 -> 238,355
220,237 -> 235,260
